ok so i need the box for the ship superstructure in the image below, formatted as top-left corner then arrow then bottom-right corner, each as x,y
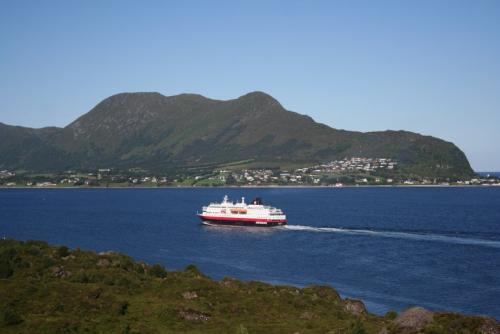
198,195 -> 287,227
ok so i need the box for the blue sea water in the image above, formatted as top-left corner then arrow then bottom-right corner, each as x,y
1,187 -> 499,319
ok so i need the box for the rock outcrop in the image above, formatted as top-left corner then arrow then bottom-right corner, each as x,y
182,291 -> 198,300
51,265 -> 71,278
178,310 -> 210,322
393,307 -> 433,332
343,298 -> 367,316
480,317 -> 500,334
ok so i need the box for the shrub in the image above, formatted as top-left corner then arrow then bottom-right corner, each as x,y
104,277 -> 115,285
116,301 -> 129,315
347,320 -> 366,334
184,264 -> 205,277
185,264 -> 199,273
25,240 -> 48,249
57,246 -> 70,258
118,257 -> 135,271
115,275 -> 136,288
41,256 -> 56,269
149,264 -> 167,278
134,264 -> 145,275
423,313 -> 485,334
71,272 -> 89,283
0,247 -> 18,261
385,310 -> 398,320
237,324 -> 249,334
0,260 -> 13,279
26,246 -> 41,256
3,309 -> 23,326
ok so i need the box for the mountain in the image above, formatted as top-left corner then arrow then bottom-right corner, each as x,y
0,91 -> 474,177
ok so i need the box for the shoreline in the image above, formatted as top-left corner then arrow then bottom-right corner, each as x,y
1,184 -> 500,190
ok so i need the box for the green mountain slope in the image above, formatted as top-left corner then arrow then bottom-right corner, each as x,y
1,239 -> 497,333
0,92 -> 474,177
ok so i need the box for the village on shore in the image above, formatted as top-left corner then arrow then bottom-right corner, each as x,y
1,157 -> 499,188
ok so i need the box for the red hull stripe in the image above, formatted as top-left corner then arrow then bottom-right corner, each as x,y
199,215 -> 286,223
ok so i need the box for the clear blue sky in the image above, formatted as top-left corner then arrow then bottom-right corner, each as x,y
1,0 -> 499,171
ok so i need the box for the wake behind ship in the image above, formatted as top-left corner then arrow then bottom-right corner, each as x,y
198,195 -> 287,227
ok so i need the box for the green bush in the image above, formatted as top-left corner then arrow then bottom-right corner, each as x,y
150,264 -> 167,278
236,324 -> 249,334
149,264 -> 167,278
26,246 -> 41,256
71,272 -> 89,283
116,301 -> 129,315
385,310 -> 398,320
115,275 -> 137,289
56,246 -> 70,258
41,256 -> 56,269
104,276 -> 115,285
3,309 -> 23,326
0,260 -> 13,278
25,240 -> 48,249
0,247 -> 18,261
134,264 -> 145,275
347,319 -> 366,334
423,313 -> 485,334
117,256 -> 134,271
184,264 -> 199,273
184,264 -> 206,278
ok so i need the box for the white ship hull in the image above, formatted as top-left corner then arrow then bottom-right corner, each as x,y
198,196 -> 287,227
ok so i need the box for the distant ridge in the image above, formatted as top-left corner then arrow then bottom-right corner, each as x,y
0,91 -> 474,177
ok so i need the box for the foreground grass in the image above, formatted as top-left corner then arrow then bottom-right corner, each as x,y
0,239 -> 496,334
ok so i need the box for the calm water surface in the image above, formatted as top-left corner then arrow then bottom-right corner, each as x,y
1,187 -> 499,318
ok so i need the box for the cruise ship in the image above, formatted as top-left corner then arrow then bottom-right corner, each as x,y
198,195 -> 287,227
